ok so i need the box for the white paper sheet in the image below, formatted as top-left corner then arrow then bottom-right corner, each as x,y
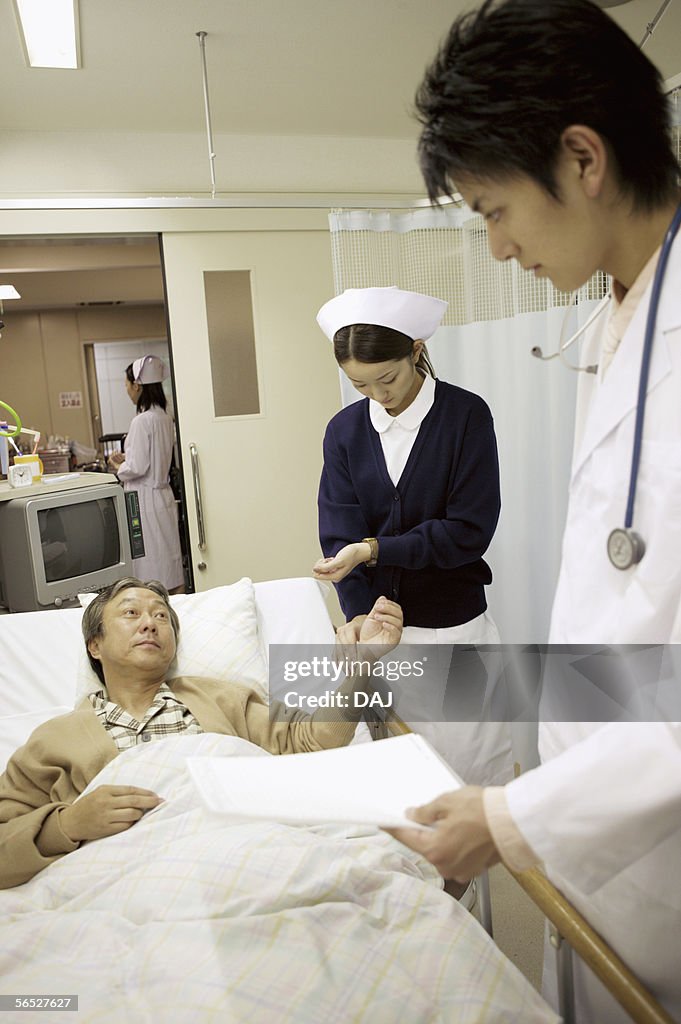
187,732 -> 462,829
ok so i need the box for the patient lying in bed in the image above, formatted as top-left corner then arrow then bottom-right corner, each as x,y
0,576 -> 403,889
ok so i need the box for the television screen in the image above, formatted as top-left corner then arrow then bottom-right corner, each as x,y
38,497 -> 121,583
0,480 -> 133,612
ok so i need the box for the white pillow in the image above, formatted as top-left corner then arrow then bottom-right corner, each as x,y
0,606 -> 82,715
75,578 -> 268,702
0,708 -> 73,773
254,578 -> 336,657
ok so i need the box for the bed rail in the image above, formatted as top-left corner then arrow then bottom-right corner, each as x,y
508,865 -> 676,1024
374,709 -> 674,1024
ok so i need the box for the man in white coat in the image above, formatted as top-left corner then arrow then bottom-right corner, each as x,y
388,1 -> 681,1020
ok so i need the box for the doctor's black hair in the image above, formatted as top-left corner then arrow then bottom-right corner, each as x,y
125,362 -> 168,413
415,0 -> 679,211
333,324 -> 436,378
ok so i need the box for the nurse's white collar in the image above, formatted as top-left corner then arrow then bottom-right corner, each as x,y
369,372 -> 436,433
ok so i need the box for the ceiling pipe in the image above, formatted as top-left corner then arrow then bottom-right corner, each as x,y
638,0 -> 674,49
196,31 -> 217,200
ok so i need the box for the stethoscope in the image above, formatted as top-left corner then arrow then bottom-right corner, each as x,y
532,201 -> 681,570
531,295 -> 608,375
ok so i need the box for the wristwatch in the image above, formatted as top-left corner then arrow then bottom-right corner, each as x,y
362,537 -> 379,567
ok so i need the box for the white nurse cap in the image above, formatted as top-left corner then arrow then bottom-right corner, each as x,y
132,355 -> 168,384
316,286 -> 447,342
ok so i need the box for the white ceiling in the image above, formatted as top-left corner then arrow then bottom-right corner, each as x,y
0,237 -> 162,311
0,0 -> 679,311
0,238 -> 163,311
1,0 -> 679,140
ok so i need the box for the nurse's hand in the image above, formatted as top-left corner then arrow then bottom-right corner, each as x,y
107,452 -> 125,471
384,787 -> 501,882
312,542 -> 371,582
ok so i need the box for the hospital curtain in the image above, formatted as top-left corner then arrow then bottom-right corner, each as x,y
328,205 -> 606,643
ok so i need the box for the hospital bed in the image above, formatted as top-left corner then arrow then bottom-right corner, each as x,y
0,577 -> 669,1023
0,576 -> 554,1024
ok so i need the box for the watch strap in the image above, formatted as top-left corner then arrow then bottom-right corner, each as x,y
362,537 -> 379,567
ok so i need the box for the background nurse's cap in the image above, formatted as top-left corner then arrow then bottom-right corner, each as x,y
316,286 -> 447,342
133,355 -> 168,384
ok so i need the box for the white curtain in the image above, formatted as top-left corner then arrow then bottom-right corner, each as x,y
329,206 -> 605,643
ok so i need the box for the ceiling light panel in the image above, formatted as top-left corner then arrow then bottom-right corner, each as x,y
13,0 -> 80,69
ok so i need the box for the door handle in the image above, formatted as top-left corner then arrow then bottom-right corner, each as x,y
189,443 -> 207,551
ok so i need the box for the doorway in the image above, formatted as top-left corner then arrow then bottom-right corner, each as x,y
0,233 -> 193,591
0,207 -> 342,600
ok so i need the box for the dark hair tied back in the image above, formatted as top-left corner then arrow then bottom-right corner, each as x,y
333,324 -> 436,378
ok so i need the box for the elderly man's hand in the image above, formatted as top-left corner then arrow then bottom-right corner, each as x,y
385,786 -> 500,882
333,614 -> 368,667
335,614 -> 367,646
60,785 -> 163,843
357,597 -> 403,657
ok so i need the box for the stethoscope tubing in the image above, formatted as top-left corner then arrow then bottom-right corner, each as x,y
624,202 -> 681,529
559,293 -> 610,360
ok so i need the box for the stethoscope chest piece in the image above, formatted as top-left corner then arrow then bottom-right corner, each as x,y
607,528 -> 645,570
604,203 -> 681,570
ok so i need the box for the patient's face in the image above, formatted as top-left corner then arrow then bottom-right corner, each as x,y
88,587 -> 177,684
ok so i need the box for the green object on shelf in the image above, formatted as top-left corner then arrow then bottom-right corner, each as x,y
0,400 -> 21,438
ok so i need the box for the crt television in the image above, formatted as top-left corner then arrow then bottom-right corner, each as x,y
0,483 -> 133,612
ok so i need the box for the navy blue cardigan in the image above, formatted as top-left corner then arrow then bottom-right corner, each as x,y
318,379 -> 501,628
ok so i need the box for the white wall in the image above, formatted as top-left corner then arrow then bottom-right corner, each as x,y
0,305 -> 169,449
94,339 -> 170,436
0,130 -> 424,199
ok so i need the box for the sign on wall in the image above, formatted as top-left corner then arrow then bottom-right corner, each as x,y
59,391 -> 83,409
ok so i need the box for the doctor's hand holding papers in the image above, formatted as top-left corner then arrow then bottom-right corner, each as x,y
386,787 -> 500,884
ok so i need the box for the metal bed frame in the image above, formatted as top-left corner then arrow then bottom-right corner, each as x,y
376,711 -> 674,1024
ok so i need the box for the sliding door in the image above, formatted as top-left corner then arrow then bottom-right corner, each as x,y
161,224 -> 338,590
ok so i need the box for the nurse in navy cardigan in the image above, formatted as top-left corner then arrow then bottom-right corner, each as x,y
313,287 -> 511,790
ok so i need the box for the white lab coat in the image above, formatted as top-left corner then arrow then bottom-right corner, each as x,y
505,234 -> 681,1022
117,406 -> 184,591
